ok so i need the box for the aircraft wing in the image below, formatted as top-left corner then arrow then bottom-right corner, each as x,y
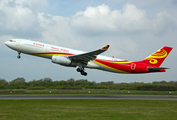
68,45 -> 110,64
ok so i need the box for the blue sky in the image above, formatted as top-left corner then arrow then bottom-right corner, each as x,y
1,0 -> 177,83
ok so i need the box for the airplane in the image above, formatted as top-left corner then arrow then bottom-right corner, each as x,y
5,39 -> 173,76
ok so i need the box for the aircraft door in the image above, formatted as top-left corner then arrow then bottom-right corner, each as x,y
16,40 -> 21,46
46,46 -> 51,52
131,63 -> 136,70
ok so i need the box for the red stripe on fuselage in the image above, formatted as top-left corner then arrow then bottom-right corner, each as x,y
94,59 -> 149,73
31,52 -> 74,56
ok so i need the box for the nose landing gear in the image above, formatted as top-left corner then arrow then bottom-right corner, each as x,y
17,52 -> 21,59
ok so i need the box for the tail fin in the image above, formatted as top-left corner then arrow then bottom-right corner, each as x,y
138,46 -> 173,67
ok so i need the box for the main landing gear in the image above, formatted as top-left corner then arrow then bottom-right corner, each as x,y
17,52 -> 21,59
76,66 -> 87,76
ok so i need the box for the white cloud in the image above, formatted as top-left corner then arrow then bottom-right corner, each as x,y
70,4 -> 149,36
69,3 -> 177,37
1,1 -> 176,45
0,0 -> 47,38
37,13 -> 81,48
152,11 -> 177,35
70,4 -> 117,36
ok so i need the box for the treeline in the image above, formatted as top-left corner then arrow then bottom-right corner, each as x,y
0,77 -> 177,91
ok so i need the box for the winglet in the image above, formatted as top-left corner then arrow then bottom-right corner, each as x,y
102,45 -> 110,50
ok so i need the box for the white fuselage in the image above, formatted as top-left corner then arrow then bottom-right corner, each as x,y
5,39 -> 172,75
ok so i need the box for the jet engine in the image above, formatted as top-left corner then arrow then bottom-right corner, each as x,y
52,55 -> 71,66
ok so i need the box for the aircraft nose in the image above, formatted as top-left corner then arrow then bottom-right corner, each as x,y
4,41 -> 8,46
4,41 -> 12,48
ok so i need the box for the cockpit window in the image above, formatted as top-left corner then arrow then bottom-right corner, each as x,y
9,40 -> 13,42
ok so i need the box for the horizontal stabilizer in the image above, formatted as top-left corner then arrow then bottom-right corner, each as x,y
147,67 -> 169,72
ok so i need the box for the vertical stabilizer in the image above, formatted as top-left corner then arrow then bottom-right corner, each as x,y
138,46 -> 173,67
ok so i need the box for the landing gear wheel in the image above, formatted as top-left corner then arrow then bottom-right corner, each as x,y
77,68 -> 81,72
81,71 -> 84,75
17,55 -> 21,59
17,52 -> 21,59
80,71 -> 87,76
76,64 -> 87,76
83,72 -> 87,76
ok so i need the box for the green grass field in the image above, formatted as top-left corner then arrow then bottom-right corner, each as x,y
0,99 -> 177,120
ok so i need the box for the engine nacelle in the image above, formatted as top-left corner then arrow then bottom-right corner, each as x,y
52,55 -> 71,66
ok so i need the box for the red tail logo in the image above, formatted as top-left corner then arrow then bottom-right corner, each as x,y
138,46 -> 173,67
